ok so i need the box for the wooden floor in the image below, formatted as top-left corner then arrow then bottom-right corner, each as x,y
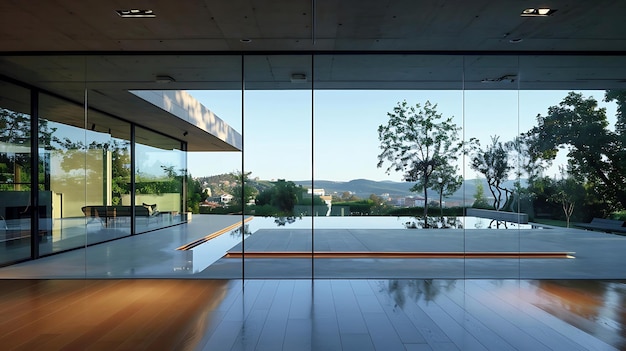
0,279 -> 623,350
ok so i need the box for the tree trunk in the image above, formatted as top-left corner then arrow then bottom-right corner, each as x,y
423,186 -> 429,228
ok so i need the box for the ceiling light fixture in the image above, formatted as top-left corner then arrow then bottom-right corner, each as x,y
520,8 -> 556,17
116,9 -> 156,18
290,73 -> 307,83
481,74 -> 517,83
155,75 -> 175,83
240,38 -> 252,43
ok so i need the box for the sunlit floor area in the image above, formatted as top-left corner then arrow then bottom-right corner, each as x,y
1,279 -> 624,350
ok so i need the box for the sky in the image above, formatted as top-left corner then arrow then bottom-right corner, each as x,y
187,89 -> 617,182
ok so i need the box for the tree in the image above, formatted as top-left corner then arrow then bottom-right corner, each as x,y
186,175 -> 204,214
255,179 -> 300,215
550,174 -> 585,228
472,179 -> 490,209
431,163 -> 463,219
377,100 -> 462,224
525,91 -> 626,212
230,171 -> 258,212
470,136 -> 513,210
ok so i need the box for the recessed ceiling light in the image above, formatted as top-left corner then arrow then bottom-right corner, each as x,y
520,7 -> 556,17
290,73 -> 307,83
509,38 -> 523,44
155,75 -> 175,83
240,38 -> 252,43
116,9 -> 156,18
481,74 -> 517,83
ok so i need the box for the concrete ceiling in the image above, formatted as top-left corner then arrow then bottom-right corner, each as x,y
1,0 -> 626,52
1,1 -> 626,151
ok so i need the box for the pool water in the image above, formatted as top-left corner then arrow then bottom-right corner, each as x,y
189,215 -> 536,272
246,216 -> 534,231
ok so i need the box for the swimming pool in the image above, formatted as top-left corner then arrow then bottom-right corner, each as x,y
189,215 -> 537,272
245,215 -> 534,231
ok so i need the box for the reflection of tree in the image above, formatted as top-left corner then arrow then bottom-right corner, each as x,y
54,137 -> 131,205
135,165 -> 183,195
1,108 -> 58,191
274,216 -> 298,226
230,224 -> 250,238
378,279 -> 457,310
405,216 -> 462,229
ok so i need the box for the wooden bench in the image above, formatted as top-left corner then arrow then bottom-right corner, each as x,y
574,218 -> 626,234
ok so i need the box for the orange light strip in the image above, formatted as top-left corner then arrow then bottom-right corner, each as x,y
224,251 -> 575,259
177,216 -> 254,251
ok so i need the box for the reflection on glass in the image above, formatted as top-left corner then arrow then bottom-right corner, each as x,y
0,81 -> 32,264
404,216 -> 463,229
84,110 -> 132,242
39,94 -> 87,255
135,127 -> 185,233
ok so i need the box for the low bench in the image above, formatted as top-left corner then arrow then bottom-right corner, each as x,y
574,218 -> 626,234
82,205 -> 159,227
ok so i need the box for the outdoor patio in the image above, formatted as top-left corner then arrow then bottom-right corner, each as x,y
1,214 -> 626,280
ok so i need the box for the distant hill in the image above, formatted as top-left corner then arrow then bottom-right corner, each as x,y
293,178 -> 526,204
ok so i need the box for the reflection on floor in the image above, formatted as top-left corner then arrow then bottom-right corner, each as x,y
0,279 -> 623,350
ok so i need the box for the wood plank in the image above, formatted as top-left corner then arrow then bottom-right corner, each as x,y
464,280 -> 618,351
226,251 -> 574,259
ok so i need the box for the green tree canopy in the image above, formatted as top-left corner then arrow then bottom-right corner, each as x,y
377,100 -> 462,222
525,91 -> 626,211
255,179 -> 300,215
230,171 -> 258,212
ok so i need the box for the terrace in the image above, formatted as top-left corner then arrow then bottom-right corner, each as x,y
1,214 -> 624,280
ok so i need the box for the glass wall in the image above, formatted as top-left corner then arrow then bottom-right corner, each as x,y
84,111 -> 132,242
0,81 -> 32,265
38,93 -> 88,255
242,55 -> 313,278
463,56 -> 522,278
517,56 -> 626,279
313,55 -> 465,278
135,126 -> 185,233
1,53 -> 626,281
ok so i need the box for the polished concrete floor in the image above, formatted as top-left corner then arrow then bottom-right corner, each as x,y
0,279 -> 624,350
2,215 -> 626,349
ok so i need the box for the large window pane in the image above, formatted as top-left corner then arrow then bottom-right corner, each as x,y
313,55 -> 465,278
463,56 -> 521,278
0,80 -> 32,264
519,55 -> 626,279
84,110 -> 132,242
135,127 -> 185,233
39,93 -> 87,256
242,54 -> 313,278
